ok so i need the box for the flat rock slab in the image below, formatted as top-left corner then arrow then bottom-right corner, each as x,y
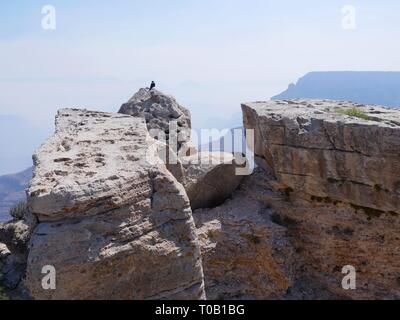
242,99 -> 400,215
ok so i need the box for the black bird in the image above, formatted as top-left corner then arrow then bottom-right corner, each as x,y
149,81 -> 156,91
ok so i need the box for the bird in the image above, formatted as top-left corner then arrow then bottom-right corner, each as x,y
149,81 -> 156,91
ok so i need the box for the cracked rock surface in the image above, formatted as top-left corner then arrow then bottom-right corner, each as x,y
119,88 -> 192,151
195,167 -> 400,299
242,99 -> 400,215
26,109 -> 205,300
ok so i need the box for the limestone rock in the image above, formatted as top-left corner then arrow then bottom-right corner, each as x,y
26,109 -> 205,300
237,99 -> 400,299
171,152 -> 245,210
119,88 -> 192,150
194,169 -> 295,299
242,99 -> 400,214
195,168 -> 400,300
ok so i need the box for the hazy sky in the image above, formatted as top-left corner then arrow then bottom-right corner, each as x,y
1,0 -> 400,173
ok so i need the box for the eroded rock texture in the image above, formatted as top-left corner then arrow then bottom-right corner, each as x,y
194,169 -> 295,299
199,99 -> 400,300
26,109 -> 205,300
196,167 -> 400,299
242,99 -> 400,215
119,88 -> 192,151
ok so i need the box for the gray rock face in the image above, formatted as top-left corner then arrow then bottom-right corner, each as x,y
7,96 -> 399,300
119,88 -> 192,151
26,109 -> 205,300
242,99 -> 400,215
0,211 -> 35,299
0,220 -> 29,292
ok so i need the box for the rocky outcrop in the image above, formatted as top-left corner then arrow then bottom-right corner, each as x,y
207,99 -> 400,299
26,109 -> 205,300
6,94 -> 399,300
119,88 -> 192,152
242,99 -> 400,215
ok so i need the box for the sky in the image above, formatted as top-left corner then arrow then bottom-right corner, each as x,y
1,0 -> 400,174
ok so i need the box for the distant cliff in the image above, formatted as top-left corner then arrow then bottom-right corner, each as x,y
272,71 -> 400,108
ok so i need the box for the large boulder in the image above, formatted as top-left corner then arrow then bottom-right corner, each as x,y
26,109 -> 205,300
242,99 -> 400,215
119,88 -> 192,151
237,100 -> 400,299
176,152 -> 245,210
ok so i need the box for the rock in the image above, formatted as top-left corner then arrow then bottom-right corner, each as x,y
0,220 -> 31,255
0,216 -> 34,298
5,94 -> 398,300
177,152 -> 245,210
26,109 -> 205,300
195,167 -> 400,300
119,89 -> 243,211
237,100 -> 400,299
0,167 -> 32,222
119,88 -> 192,151
194,169 -> 295,299
242,99 -> 400,215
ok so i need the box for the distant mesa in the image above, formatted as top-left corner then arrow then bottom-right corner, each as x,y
272,71 -> 400,108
